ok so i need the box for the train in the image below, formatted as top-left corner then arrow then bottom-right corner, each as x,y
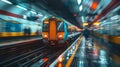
0,18 -> 42,38
42,17 -> 68,45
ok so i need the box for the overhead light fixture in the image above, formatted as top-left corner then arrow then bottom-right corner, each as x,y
83,22 -> 88,26
16,5 -> 27,11
44,16 -> 47,18
23,15 -> 27,19
38,14 -> 43,16
77,0 -> 82,5
110,15 -> 120,20
81,16 -> 85,22
30,11 -> 37,14
93,22 -> 100,26
79,5 -> 83,11
1,0 -> 13,4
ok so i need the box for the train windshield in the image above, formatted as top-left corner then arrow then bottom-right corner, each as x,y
57,22 -> 64,32
43,23 -> 49,32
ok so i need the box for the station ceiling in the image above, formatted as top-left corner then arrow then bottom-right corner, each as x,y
8,0 -> 120,27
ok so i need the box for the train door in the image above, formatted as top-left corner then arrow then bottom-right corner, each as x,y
49,19 -> 57,41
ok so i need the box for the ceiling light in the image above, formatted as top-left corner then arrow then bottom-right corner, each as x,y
30,11 -> 37,14
79,5 -> 83,11
38,14 -> 43,16
44,16 -> 47,18
110,15 -> 120,20
77,0 -> 82,5
16,5 -> 27,11
23,15 -> 27,19
83,22 -> 88,26
1,0 -> 12,4
81,16 -> 85,22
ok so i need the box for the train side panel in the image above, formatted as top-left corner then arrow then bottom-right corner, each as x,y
63,22 -> 68,40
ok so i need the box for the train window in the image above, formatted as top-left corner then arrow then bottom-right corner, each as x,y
43,23 -> 49,31
57,22 -> 64,32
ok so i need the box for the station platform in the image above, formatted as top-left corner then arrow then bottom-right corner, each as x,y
0,36 -> 42,47
50,36 -> 120,67
0,33 -> 80,47
67,37 -> 117,67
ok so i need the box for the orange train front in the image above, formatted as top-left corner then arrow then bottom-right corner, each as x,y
42,17 -> 68,45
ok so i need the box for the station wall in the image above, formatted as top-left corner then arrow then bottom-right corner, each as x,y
0,1 -> 42,37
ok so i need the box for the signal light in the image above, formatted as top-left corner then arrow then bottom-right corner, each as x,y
74,13 -> 77,17
91,2 -> 98,10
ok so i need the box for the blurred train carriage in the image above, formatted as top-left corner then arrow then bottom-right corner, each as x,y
0,18 -> 42,41
42,17 -> 68,45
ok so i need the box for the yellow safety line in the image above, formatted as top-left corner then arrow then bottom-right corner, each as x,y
112,54 -> 120,64
65,37 -> 82,67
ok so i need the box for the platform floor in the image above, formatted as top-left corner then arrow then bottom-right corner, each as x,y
0,36 -> 42,47
55,36 -> 120,67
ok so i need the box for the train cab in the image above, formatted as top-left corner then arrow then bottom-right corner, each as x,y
42,17 -> 68,45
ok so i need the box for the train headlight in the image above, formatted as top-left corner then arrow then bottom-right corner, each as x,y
58,34 -> 63,38
44,34 -> 48,38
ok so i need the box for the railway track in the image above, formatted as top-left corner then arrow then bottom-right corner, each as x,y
0,40 -> 42,62
0,46 -> 47,66
21,48 -> 64,67
0,34 -> 81,67
0,45 -> 66,67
